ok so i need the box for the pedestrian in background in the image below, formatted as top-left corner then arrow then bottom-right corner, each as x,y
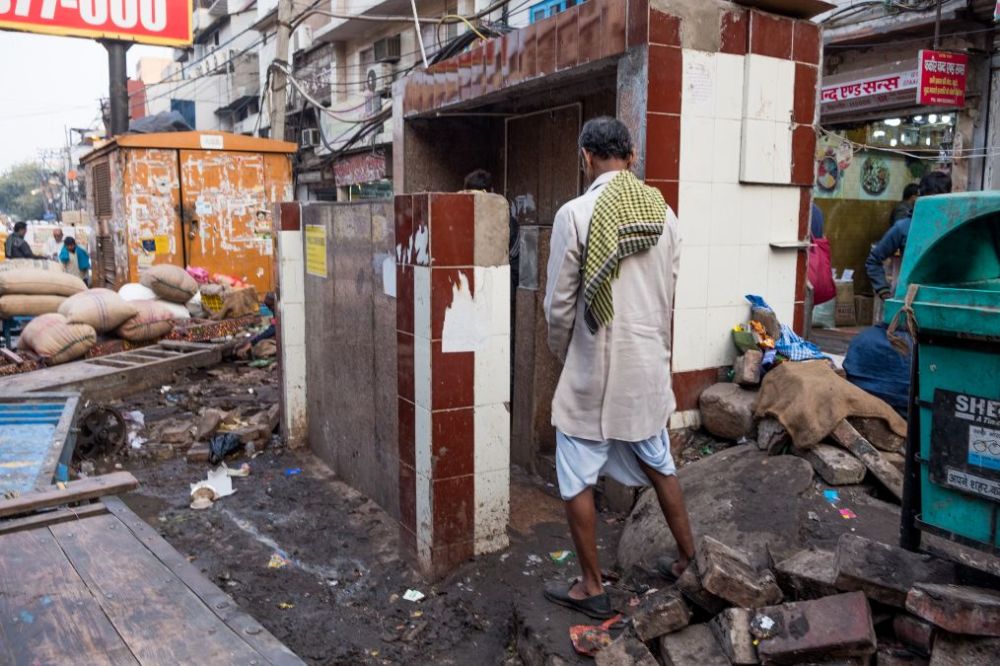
60,236 -> 91,286
891,182 -> 920,223
5,221 -> 36,259
44,227 -> 64,260
542,117 -> 695,619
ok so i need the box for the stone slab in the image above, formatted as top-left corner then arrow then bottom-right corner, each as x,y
797,443 -> 867,486
700,383 -> 758,440
594,631 -> 658,666
677,559 -> 727,615
631,589 -> 691,642
906,583 -> 1000,637
830,420 -> 903,500
775,548 -> 839,600
709,607 -> 759,665
754,592 -> 877,664
697,535 -> 783,609
734,350 -> 763,388
893,614 -> 935,657
660,624 -> 730,666
929,632 -> 1000,666
757,417 -> 791,455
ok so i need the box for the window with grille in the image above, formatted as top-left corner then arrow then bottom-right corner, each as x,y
93,161 -> 112,219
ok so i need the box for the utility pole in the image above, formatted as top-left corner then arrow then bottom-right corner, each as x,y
270,0 -> 294,142
103,41 -> 132,136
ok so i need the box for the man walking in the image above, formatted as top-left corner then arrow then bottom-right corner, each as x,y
5,221 -> 37,259
543,117 -> 695,619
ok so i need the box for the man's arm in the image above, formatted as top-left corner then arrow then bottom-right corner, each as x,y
544,206 -> 581,362
13,237 -> 36,259
866,220 -> 906,298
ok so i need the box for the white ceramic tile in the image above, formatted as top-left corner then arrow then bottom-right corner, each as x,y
678,183 -> 713,246
682,49 -> 717,118
714,53 -> 745,120
671,308 -> 707,373
740,118 -> 777,184
675,245 -> 709,310
705,305 -> 747,368
773,121 -> 793,184
413,265 -> 431,340
669,409 -> 701,430
773,57 -> 796,125
680,115 -> 715,183
474,403 -> 510,474
476,266 -> 511,337
415,469 -> 433,548
739,186 -> 773,245
474,335 -> 510,406
710,184 -> 742,247
280,302 -> 306,338
279,229 -> 302,261
280,262 -> 305,305
474,467 -> 510,554
743,54 -> 777,121
712,119 -> 742,184
772,301 -> 795,329
770,187 -> 801,243
738,244 -> 770,301
414,337 -> 432,410
707,245 -> 742,307
767,250 -> 799,304
415,405 -> 432,479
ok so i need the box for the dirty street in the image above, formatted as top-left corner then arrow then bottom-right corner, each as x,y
2,1 -> 1000,665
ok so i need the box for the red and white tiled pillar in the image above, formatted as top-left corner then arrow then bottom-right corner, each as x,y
274,201 -> 307,448
395,192 -> 511,577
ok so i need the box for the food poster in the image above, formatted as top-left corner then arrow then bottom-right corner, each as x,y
813,135 -> 930,294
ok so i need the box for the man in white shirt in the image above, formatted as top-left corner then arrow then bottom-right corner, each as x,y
43,228 -> 64,261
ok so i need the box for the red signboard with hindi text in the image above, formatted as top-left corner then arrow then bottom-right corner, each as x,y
0,0 -> 192,47
917,50 -> 968,108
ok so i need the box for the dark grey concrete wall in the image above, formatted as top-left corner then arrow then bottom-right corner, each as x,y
302,201 -> 398,518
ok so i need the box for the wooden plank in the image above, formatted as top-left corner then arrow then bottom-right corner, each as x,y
102,497 -> 305,665
37,393 -> 79,492
86,359 -> 140,369
0,503 -> 107,536
0,526 -> 138,665
0,347 -> 23,364
0,472 -> 138,519
49,514 -> 272,665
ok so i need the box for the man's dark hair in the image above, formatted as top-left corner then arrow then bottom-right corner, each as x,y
64,236 -> 76,246
902,183 -> 920,200
919,171 -> 951,196
463,169 -> 492,191
579,117 -> 633,160
13,222 -> 26,233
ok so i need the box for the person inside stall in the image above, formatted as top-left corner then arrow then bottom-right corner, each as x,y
866,171 -> 951,302
60,237 -> 91,286
5,222 -> 36,259
236,292 -> 277,360
891,183 -> 920,223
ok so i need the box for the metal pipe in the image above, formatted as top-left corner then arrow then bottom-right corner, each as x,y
104,41 -> 131,137
933,0 -> 942,49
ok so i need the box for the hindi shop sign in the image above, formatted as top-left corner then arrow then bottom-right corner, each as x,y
820,70 -> 920,115
917,50 -> 968,107
0,0 -> 192,47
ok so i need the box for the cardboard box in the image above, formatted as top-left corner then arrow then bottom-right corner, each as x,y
854,296 -> 874,326
835,281 -> 856,327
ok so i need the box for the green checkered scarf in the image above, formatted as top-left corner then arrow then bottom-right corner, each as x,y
583,170 -> 667,333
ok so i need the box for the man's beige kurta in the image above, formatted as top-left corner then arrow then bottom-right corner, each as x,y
544,170 -> 680,443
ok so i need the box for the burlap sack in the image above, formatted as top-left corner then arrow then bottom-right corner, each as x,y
18,313 -> 96,364
0,294 -> 66,318
0,269 -> 86,296
213,286 -> 259,320
140,264 -> 199,303
118,282 -> 157,301
117,301 -> 176,342
58,289 -> 138,333
0,258 -> 64,273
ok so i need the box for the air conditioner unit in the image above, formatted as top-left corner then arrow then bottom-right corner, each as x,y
365,62 -> 395,96
292,25 -> 313,53
373,34 -> 402,63
301,128 -> 321,148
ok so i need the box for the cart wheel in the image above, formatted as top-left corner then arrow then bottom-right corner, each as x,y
75,406 -> 127,461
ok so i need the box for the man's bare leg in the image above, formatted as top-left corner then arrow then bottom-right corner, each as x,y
564,487 -> 605,598
639,462 -> 696,577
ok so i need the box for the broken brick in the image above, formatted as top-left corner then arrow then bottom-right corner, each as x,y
660,624 -> 729,666
696,535 -> 783,608
594,630 -> 658,666
734,349 -> 763,387
834,534 -> 957,609
795,443 -> 866,485
631,589 -> 691,641
700,383 -> 757,441
755,592 -> 876,664
756,417 -> 791,455
893,613 -> 935,656
849,416 -> 905,453
906,583 -> 1000,637
709,607 -> 759,665
677,559 -> 728,615
775,548 -> 839,599
876,643 -> 929,666
929,632 -> 1000,665
186,443 -> 210,463
830,420 -> 903,500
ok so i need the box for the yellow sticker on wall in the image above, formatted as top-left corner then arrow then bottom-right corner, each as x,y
154,235 -> 170,255
305,225 -> 327,278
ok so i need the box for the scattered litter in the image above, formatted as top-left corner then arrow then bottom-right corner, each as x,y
268,553 -> 290,569
628,596 -> 641,607
122,410 -> 145,428
549,550 -> 574,565
284,467 -> 302,477
127,432 -> 147,450
808,511 -> 820,522
248,388 -> 255,394
569,615 -> 623,656
823,489 -> 840,504
751,613 -> 778,639
402,589 -> 425,602
411,610 -> 423,618
699,445 -> 713,456
208,433 -> 242,465
225,463 -> 251,477
500,553 -> 510,562
526,554 -> 543,566
159,385 -> 172,394
389,593 -> 399,603
277,602 -> 294,610
189,467 -> 235,510
839,508 -> 858,519
248,359 -> 273,368
327,580 -> 339,587
643,588 -> 659,596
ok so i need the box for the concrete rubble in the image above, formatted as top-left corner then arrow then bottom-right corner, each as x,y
699,383 -> 758,440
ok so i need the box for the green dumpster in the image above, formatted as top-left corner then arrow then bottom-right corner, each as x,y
886,192 -> 1000,555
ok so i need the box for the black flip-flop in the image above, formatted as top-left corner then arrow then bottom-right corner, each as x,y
543,582 -> 615,620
